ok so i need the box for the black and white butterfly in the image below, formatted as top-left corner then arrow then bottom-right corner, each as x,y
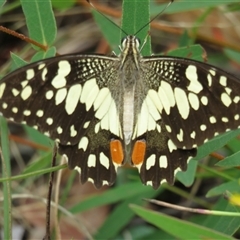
1,15 -> 240,189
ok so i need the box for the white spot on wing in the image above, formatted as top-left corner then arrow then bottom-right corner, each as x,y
207,73 -> 212,87
219,76 -> 227,86
41,67 -> 48,81
146,154 -> 156,170
146,94 -> 161,121
45,90 -> 54,100
57,126 -> 63,134
55,88 -> 67,105
0,83 -> 6,98
65,84 -> 81,115
78,136 -> 89,151
23,110 -> 31,116
185,65 -> 203,93
234,114 -> 239,120
80,78 -> 99,111
201,96 -> 208,106
12,88 -> 20,96
190,131 -> 196,139
88,154 -> 96,167
70,125 -> 77,137
200,124 -> 206,131
21,86 -> 32,100
46,118 -> 53,125
158,81 -> 175,115
95,92 -> 112,119
36,110 -> 44,117
148,89 -> 163,113
188,92 -> 199,110
2,103 -> 7,109
26,69 -> 34,79
159,155 -> 168,168
83,121 -> 90,129
93,88 -> 109,110
100,152 -> 110,169
12,107 -> 18,113
221,117 -> 228,123
174,87 -> 190,119
177,129 -> 183,141
167,139 -> 177,153
51,60 -> 71,88
209,116 -> 216,123
221,93 -> 232,107
233,96 -> 240,104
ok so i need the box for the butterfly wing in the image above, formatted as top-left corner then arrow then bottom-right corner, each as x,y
131,56 -> 240,188
0,55 -> 124,188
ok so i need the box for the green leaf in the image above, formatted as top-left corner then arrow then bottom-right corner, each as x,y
176,159 -> 198,186
224,48 -> 240,64
195,129 -> 240,160
216,151 -> 240,168
20,0 -> 56,47
130,205 -> 235,240
23,151 -> 52,174
94,187 -> 158,239
0,0 -> 6,9
0,116 -> 12,239
31,46 -> 56,62
51,0 -> 75,10
167,44 -> 206,61
92,10 -> 120,54
10,52 -> 28,70
122,0 -> 150,56
202,197 -> 240,235
206,181 -> 240,197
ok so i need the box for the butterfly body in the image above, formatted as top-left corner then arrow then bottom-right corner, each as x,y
1,35 -> 240,189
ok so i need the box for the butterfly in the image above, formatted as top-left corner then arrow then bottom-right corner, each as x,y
1,4 -> 240,189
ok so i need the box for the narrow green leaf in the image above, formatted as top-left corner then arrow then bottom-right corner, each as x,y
216,151 -> 240,168
20,0 -> 56,47
195,129 -> 240,160
130,205 -> 235,240
122,0 -> 150,56
0,116 -> 12,239
224,48 -> 240,64
23,152 -> 52,174
206,181 -> 240,198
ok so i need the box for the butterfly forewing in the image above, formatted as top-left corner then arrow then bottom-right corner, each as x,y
141,57 -> 240,148
1,35 -> 240,188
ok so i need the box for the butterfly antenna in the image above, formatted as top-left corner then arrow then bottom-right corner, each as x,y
134,0 -> 174,36
86,0 -> 128,36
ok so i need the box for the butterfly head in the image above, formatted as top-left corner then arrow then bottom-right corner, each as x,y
120,35 -> 141,68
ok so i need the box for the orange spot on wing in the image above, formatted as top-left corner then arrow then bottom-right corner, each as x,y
132,140 -> 146,165
110,140 -> 124,165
